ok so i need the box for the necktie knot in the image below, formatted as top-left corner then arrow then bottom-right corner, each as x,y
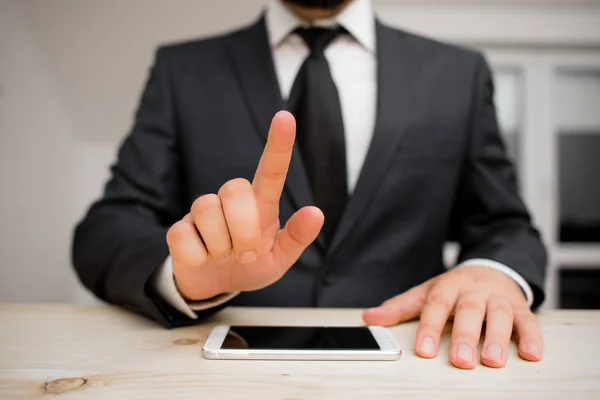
294,26 -> 345,55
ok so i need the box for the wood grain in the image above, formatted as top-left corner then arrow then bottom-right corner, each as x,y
0,304 -> 599,399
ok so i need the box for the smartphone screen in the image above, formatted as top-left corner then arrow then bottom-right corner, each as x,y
222,326 -> 381,351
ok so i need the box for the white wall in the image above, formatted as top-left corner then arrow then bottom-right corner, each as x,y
0,0 -> 81,302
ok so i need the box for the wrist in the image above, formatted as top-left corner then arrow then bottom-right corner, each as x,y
173,269 -> 231,301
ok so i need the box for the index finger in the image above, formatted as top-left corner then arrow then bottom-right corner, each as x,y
252,110 -> 296,229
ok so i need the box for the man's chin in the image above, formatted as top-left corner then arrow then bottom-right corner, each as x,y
283,0 -> 348,10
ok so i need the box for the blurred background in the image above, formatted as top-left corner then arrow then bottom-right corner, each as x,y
1,0 -> 599,309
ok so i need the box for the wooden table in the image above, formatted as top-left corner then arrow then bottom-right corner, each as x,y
1,305 -> 599,399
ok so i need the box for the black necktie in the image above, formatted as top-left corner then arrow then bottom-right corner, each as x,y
288,26 -> 348,245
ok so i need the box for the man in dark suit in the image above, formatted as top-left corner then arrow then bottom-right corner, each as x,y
73,0 -> 547,369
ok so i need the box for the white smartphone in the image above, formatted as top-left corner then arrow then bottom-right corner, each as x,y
202,325 -> 401,361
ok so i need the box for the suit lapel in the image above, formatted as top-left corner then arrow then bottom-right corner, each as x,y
229,16 -> 323,248
228,16 -> 282,145
329,22 -> 417,254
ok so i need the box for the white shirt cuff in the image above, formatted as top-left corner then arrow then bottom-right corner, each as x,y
152,256 -> 239,319
456,258 -> 534,306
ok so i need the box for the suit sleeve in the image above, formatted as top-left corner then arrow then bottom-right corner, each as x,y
72,48 -> 227,328
450,54 -> 548,309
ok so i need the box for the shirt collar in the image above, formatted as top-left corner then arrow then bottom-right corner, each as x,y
265,0 -> 376,53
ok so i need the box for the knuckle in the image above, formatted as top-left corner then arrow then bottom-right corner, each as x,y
259,197 -> 281,206
166,221 -> 191,244
211,249 -> 231,260
191,193 -> 221,214
456,298 -> 486,316
448,267 -> 472,280
453,330 -> 480,345
234,232 -> 261,247
285,223 -> 305,247
516,307 -> 535,322
229,221 -> 261,249
517,311 -> 540,333
203,232 -> 232,251
173,240 -> 208,268
418,321 -> 443,334
260,168 -> 287,182
488,296 -> 514,317
218,178 -> 252,197
426,292 -> 454,313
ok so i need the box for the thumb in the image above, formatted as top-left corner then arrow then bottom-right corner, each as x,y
272,206 -> 324,269
362,280 -> 433,326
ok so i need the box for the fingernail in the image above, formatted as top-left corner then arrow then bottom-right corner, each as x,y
239,251 -> 257,263
419,336 -> 435,356
485,343 -> 502,360
525,342 -> 540,357
457,344 -> 473,363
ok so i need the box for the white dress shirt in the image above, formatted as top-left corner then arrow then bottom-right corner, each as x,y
153,0 -> 534,319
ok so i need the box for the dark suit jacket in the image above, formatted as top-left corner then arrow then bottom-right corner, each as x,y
72,17 -> 547,328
